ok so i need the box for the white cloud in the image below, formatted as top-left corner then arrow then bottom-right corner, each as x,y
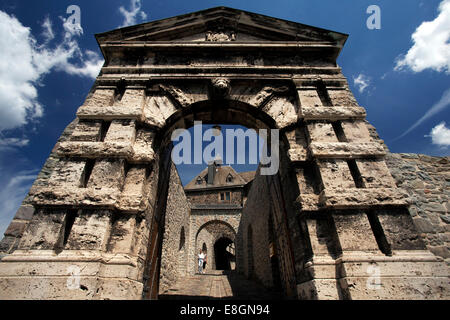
396,88 -> 450,139
428,122 -> 450,146
353,74 -> 371,93
118,0 -> 148,28
0,137 -> 29,148
61,13 -> 83,37
0,10 -> 103,133
395,0 -> 450,73
0,170 -> 37,237
41,16 -> 54,43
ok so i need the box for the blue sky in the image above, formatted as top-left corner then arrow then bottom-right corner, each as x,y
0,0 -> 449,235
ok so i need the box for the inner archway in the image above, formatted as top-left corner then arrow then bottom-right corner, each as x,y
214,237 -> 235,271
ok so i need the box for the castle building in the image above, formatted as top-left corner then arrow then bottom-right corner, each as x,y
183,160 -> 255,272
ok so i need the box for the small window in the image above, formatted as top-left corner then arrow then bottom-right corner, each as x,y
219,192 -> 231,202
226,174 -> 233,183
196,176 -> 203,185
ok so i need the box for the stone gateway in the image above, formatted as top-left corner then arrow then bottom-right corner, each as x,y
0,7 -> 448,300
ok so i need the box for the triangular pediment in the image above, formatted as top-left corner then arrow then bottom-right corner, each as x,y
96,7 -> 347,45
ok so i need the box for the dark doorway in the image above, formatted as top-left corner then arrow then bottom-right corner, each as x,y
214,237 -> 234,270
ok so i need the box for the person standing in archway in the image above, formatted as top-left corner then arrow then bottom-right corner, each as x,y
202,251 -> 207,274
198,250 -> 205,274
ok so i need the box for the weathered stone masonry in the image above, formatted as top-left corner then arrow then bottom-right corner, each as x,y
386,153 -> 450,262
0,7 -> 448,300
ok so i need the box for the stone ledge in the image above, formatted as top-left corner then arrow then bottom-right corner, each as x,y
76,105 -> 143,121
318,187 -> 409,209
300,106 -> 366,121
310,142 -> 386,159
56,141 -> 155,163
32,187 -> 120,208
0,250 -> 138,265
32,187 -> 150,212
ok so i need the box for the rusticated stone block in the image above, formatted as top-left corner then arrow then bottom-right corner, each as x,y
300,106 -> 366,121
132,130 -> 156,163
310,142 -> 386,159
108,215 -> 137,253
71,120 -> 102,142
262,96 -> 298,129
19,209 -> 67,250
87,159 -> 125,189
145,95 -> 177,123
332,211 -> 379,251
4,221 -> 27,238
285,128 -> 308,162
307,122 -> 338,143
327,89 -> 359,107
319,188 -> 409,209
118,166 -> 147,210
317,159 -> 355,190
305,215 -> 341,257
355,159 -> 396,188
76,105 -> 143,120
14,206 -> 35,220
66,210 -> 112,251
114,88 -> 146,110
56,141 -> 134,159
341,120 -> 371,142
104,120 -> 136,144
32,187 -> 120,207
143,95 -> 167,128
48,159 -> 86,187
297,89 -> 322,107
83,88 -> 115,107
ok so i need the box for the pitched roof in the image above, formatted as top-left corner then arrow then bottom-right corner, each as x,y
95,7 -> 348,61
239,171 -> 256,184
184,165 -> 255,191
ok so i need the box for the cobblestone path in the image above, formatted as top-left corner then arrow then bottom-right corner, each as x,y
159,270 -> 282,300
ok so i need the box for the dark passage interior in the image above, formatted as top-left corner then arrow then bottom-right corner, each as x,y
214,237 -> 234,270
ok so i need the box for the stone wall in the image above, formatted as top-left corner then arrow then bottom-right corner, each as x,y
239,166 -> 298,298
239,170 -> 273,288
159,163 -> 191,294
187,189 -> 242,205
385,153 -> 450,262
